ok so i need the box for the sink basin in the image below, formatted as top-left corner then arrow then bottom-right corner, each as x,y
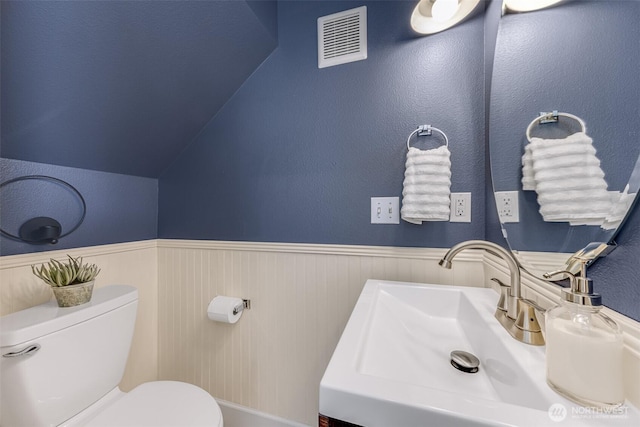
356,282 -> 548,409
320,280 -> 639,426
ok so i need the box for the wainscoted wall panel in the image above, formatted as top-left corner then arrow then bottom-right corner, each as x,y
3,240 -> 639,426
157,240 -> 484,426
0,241 -> 158,391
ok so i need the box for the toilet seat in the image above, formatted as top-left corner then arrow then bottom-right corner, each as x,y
85,381 -> 223,427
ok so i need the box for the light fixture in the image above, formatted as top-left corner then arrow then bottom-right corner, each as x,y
503,0 -> 565,13
432,0 -> 459,22
411,0 -> 481,35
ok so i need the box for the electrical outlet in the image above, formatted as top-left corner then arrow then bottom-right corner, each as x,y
450,192 -> 471,223
371,197 -> 399,224
495,191 -> 519,223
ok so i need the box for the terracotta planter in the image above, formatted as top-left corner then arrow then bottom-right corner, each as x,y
51,281 -> 94,307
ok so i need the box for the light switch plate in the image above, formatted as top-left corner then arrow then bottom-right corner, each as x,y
371,197 -> 399,224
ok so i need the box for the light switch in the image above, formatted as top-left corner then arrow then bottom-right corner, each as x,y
371,197 -> 399,224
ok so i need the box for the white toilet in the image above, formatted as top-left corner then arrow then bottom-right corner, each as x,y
0,285 -> 223,427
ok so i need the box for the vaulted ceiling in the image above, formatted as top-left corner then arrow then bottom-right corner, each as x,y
1,0 -> 278,177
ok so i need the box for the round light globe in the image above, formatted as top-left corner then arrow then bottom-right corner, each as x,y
432,0 -> 460,22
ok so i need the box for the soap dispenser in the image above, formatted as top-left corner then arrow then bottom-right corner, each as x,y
544,259 -> 624,409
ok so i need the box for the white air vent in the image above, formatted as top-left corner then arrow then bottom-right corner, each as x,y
317,6 -> 367,69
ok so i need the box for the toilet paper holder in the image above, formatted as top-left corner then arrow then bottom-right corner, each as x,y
233,299 -> 251,315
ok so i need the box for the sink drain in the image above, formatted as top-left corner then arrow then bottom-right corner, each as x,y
450,350 -> 479,373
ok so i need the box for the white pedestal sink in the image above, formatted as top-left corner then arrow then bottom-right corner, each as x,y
319,280 -> 639,426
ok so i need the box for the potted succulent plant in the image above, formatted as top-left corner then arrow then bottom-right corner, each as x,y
31,255 -> 100,307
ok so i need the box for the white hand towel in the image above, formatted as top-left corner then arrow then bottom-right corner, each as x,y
401,146 -> 452,224
524,132 -> 611,225
521,144 -> 536,191
601,187 -> 636,230
523,132 -> 601,183
529,134 -> 596,160
534,165 -> 604,182
535,176 -> 608,193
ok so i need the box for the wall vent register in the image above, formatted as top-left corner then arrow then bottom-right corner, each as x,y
317,6 -> 367,69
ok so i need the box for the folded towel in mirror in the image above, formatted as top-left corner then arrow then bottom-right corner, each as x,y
401,145 -> 452,224
522,132 -> 612,225
601,186 -> 637,230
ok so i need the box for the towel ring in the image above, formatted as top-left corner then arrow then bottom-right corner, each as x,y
0,175 -> 86,244
525,111 -> 587,142
406,125 -> 449,150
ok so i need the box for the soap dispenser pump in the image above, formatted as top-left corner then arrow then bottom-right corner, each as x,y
544,260 -> 624,409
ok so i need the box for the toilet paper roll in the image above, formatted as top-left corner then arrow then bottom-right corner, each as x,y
207,296 -> 244,324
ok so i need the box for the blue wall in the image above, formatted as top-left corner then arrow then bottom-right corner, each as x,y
0,158 -> 158,256
1,0 -> 277,178
158,0 -> 486,248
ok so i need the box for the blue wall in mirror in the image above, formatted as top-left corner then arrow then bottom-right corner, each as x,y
488,0 -> 640,320
490,1 -> 640,253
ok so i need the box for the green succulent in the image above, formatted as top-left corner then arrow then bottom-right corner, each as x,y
31,255 -> 101,287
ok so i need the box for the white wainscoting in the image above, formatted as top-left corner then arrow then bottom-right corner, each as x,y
156,240 -> 484,426
217,398 -> 309,427
0,241 -> 158,391
2,240 -> 639,427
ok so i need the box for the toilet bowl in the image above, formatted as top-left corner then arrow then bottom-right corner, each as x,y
0,285 -> 223,427
64,381 -> 222,427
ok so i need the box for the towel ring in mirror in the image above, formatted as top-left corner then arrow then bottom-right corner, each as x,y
0,175 -> 86,245
525,111 -> 587,142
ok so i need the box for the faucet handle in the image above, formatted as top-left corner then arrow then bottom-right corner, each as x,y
520,298 -> 546,314
511,298 -> 545,346
490,277 -> 509,287
491,277 -> 510,312
544,269 -> 575,281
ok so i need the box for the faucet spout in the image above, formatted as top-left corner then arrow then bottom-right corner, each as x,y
440,240 -> 544,346
439,240 -> 521,319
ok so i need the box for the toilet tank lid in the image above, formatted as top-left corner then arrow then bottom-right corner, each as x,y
0,285 -> 138,348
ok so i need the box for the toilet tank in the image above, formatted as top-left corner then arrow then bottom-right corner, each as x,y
0,285 -> 138,427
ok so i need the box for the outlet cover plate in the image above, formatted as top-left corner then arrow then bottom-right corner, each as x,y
495,191 -> 519,223
450,192 -> 471,223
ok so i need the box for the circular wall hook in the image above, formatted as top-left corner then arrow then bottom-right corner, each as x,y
0,175 -> 86,245
18,217 -> 62,244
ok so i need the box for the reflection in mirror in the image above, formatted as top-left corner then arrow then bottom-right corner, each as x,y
489,0 -> 640,277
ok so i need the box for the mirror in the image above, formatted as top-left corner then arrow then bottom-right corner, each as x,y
489,0 -> 640,277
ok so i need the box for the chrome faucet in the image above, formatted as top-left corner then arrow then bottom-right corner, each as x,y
439,240 -> 521,318
439,240 -> 544,346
